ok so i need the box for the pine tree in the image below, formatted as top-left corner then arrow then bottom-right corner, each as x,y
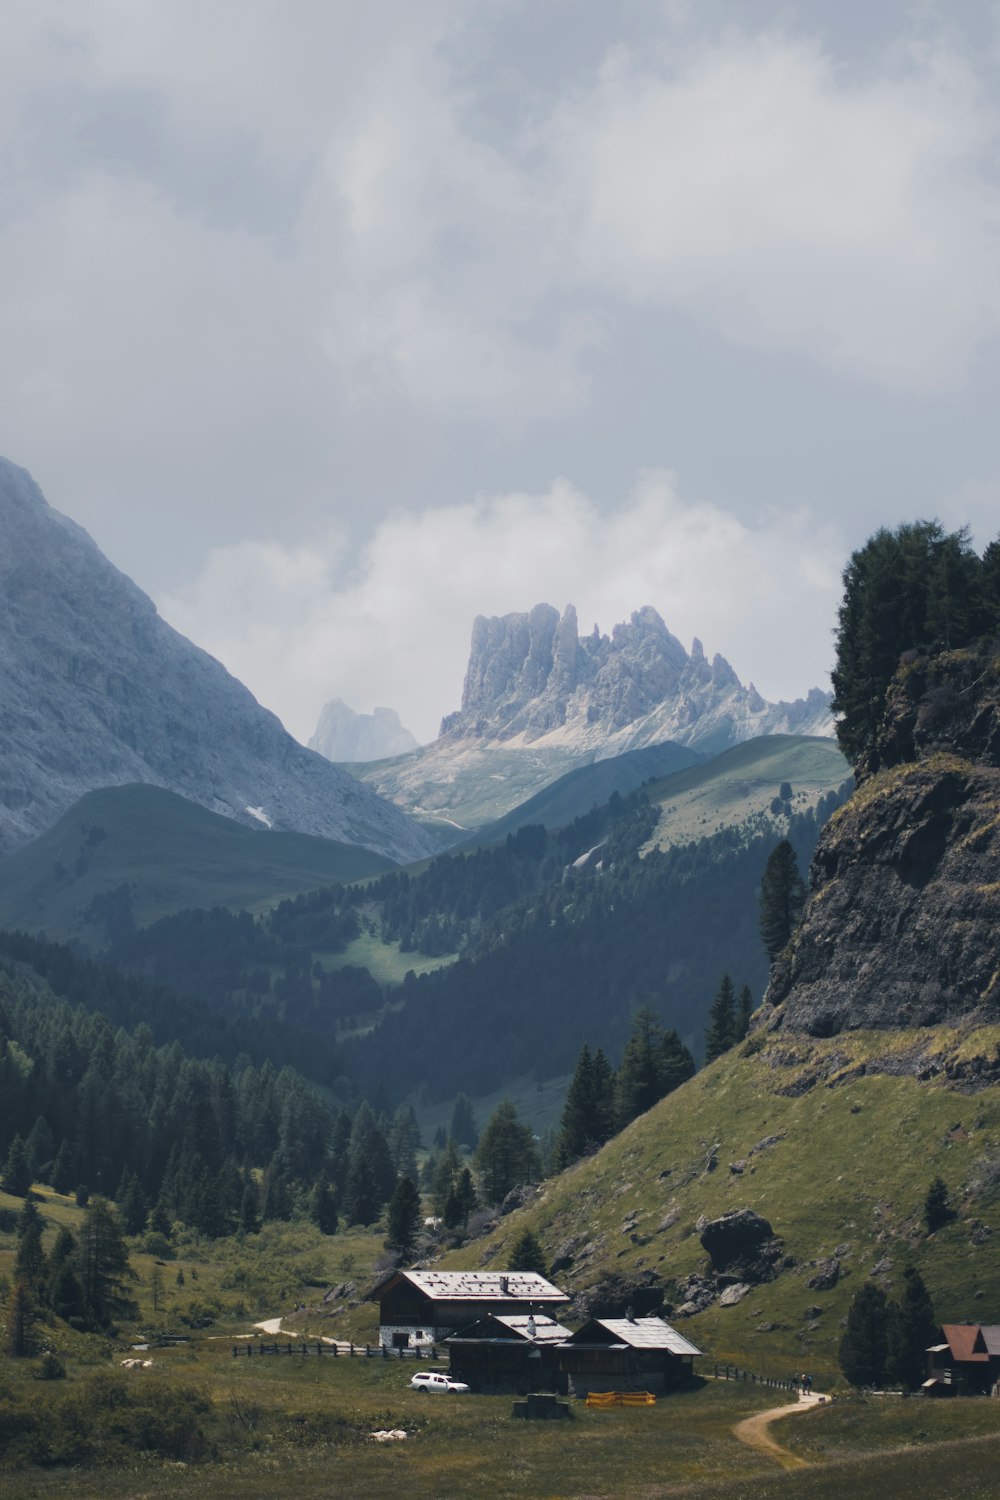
78,1197 -> 136,1330
924,1177 -> 950,1234
556,1044 -> 605,1168
735,985 -> 754,1042
474,1101 -> 540,1205
14,1197 -> 47,1294
6,1280 -> 35,1357
449,1093 -> 479,1151
704,975 -> 737,1062
443,1167 -> 477,1231
309,1176 -> 339,1236
2,1133 -> 32,1196
839,1282 -> 890,1388
385,1176 -> 422,1260
888,1267 -> 936,1390
759,842 -> 805,960
615,1008 -> 667,1126
431,1137 -> 463,1217
342,1155 -> 380,1226
508,1227 -> 548,1276
660,1031 -> 696,1094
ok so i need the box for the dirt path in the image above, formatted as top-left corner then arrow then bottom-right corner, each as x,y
733,1392 -> 826,1471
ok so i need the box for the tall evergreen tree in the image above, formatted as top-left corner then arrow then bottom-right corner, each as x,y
508,1227 -> 548,1276
759,842 -> 805,960
839,1282 -> 890,1388
615,1008 -> 668,1126
449,1093 -> 479,1151
2,1133 -> 32,1196
77,1197 -> 136,1330
474,1101 -> 539,1204
888,1267 -> 936,1390
309,1175 -> 339,1236
14,1197 -> 47,1294
924,1176 -> 951,1234
704,975 -> 737,1062
6,1280 -> 36,1357
735,985 -> 754,1042
431,1137 -> 463,1217
556,1044 -> 614,1168
443,1166 -> 477,1231
385,1176 -> 422,1260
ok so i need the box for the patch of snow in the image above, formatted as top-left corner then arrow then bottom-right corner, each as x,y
245,805 -> 273,828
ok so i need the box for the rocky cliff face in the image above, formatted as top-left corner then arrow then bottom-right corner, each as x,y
440,602 -> 832,754
763,641 -> 1000,1036
309,699 -> 418,763
0,458 -> 434,864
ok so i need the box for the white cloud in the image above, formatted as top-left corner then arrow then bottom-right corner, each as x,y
549,33 -> 1000,391
159,475 -> 844,746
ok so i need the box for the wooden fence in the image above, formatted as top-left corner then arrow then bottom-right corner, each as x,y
712,1363 -> 799,1392
232,1341 -> 440,1360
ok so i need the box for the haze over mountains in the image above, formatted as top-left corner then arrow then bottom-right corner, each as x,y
309,699 -> 418,762
0,459 -> 434,864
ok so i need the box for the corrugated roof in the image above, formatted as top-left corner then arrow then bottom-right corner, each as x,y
940,1324 -> 988,1363
398,1270 -> 569,1303
593,1318 -> 702,1356
977,1325 -> 1000,1356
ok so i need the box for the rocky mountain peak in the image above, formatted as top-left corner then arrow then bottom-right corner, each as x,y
0,457 -> 434,863
440,600 -> 832,752
309,699 -> 419,763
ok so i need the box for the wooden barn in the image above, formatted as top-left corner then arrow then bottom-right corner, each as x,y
371,1269 -> 570,1349
925,1323 -> 1000,1395
445,1313 -> 573,1393
556,1316 -> 702,1397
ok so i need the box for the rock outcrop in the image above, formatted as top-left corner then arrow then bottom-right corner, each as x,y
0,458 -> 434,863
763,641 -> 1000,1035
309,699 -> 418,763
441,602 -> 832,754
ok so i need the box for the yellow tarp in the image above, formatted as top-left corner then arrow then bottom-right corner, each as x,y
585,1391 -> 656,1408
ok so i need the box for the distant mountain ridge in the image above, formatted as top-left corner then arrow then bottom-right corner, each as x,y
0,458 -> 434,864
443,602 -> 832,752
310,698 -> 418,762
352,602 -> 832,836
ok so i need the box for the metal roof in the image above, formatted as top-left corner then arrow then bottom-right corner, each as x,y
977,1325 -> 1000,1356
590,1318 -> 702,1356
394,1270 -> 569,1303
446,1314 -> 574,1345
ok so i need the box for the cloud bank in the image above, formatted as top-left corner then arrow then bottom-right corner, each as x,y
159,476 -> 844,745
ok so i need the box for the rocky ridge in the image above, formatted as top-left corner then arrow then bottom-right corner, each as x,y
0,458 -> 434,863
441,602 -> 832,753
762,639 -> 1000,1037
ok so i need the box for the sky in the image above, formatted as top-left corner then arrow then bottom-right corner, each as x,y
3,0 -> 1000,745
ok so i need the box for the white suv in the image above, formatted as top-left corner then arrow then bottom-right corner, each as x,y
409,1370 -> 470,1394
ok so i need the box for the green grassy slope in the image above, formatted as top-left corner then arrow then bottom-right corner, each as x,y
458,740 -> 704,847
448,1025 -> 1000,1386
0,784 -> 395,944
642,735 -> 851,850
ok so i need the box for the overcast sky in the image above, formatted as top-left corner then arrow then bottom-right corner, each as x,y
4,1 -> 1000,744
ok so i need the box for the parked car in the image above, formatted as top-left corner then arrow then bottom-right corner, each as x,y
409,1370 -> 470,1394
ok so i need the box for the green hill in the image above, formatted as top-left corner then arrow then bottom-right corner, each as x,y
0,784 -> 395,945
641,735 -> 851,851
459,740 -> 704,847
448,1022 -> 1000,1385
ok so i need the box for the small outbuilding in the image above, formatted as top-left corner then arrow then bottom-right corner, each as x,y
371,1269 -> 570,1350
446,1313 -> 573,1394
557,1316 -> 702,1398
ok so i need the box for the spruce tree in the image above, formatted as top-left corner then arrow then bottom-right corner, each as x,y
759,842 -> 805,960
508,1227 -> 548,1276
2,1134 -> 32,1196
431,1137 -> 462,1217
556,1044 -> 607,1168
309,1176 -> 339,1236
888,1267 -> 936,1390
615,1008 -> 666,1125
839,1282 -> 890,1388
385,1176 -> 422,1260
6,1280 -> 35,1357
735,985 -> 754,1042
14,1198 -> 47,1295
78,1197 -> 136,1330
704,975 -> 737,1062
474,1101 -> 539,1204
443,1167 -> 477,1230
924,1176 -> 950,1234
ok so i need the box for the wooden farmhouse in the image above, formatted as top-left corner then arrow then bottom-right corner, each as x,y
371,1269 -> 570,1349
925,1323 -> 1000,1395
446,1313 -> 573,1393
556,1316 -> 702,1398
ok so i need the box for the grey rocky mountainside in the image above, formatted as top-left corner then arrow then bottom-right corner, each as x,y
442,602 -> 831,752
309,698 -> 418,762
0,458 -> 434,863
352,601 -> 832,835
